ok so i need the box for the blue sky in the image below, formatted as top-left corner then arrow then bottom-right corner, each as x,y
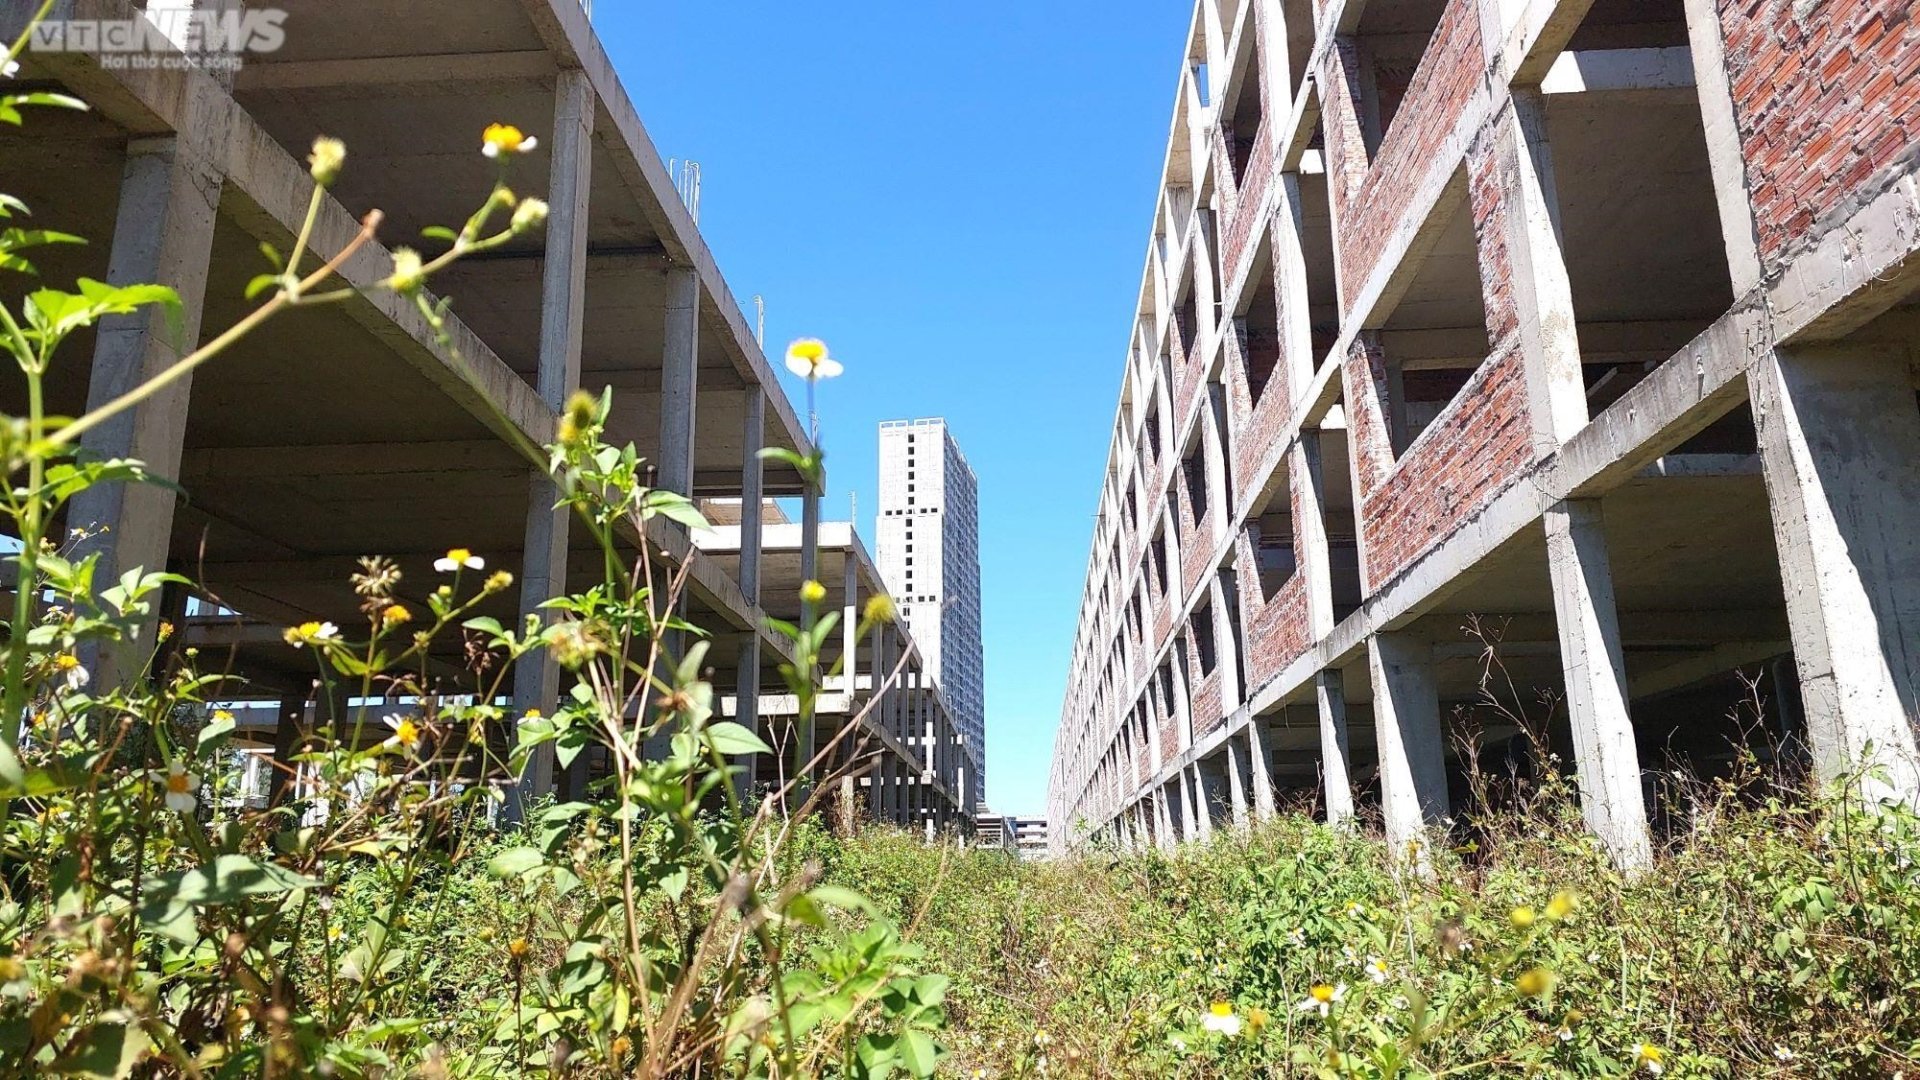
599,3 -> 1192,815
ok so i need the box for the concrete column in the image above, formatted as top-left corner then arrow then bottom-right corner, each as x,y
1176,769 -> 1197,841
1681,0 -> 1764,294
1225,735 -> 1249,828
1544,499 -> 1654,868
512,69 -> 595,812
733,637 -> 761,803
842,554 -> 860,694
739,390 -> 765,607
69,135 -> 222,686
1498,89 -> 1588,454
1193,764 -> 1215,840
1275,173 -> 1318,398
1366,633 -> 1449,849
1316,669 -> 1357,825
1247,714 -> 1277,820
1751,345 -> 1920,804
657,265 -> 700,497
269,694 -> 307,805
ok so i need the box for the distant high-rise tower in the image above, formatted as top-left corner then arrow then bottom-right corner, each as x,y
876,419 -> 985,806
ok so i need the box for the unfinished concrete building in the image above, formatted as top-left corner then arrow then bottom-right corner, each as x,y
1049,0 -> 1920,865
0,0 -> 970,829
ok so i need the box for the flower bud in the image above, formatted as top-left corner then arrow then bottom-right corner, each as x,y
308,136 -> 346,186
511,197 -> 550,234
386,248 -> 426,295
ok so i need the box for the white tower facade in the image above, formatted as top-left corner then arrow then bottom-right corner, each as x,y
876,419 -> 985,806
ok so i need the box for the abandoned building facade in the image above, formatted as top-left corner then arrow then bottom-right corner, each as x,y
0,0 -> 974,830
1048,0 -> 1920,864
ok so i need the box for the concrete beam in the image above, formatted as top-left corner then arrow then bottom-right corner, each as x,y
233,50 -> 555,92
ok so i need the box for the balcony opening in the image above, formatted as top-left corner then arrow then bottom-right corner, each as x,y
1316,397 -> 1366,622
1193,601 -> 1218,677
1546,0 -> 1736,431
1177,278 -> 1202,365
1247,466 -> 1298,601
1299,112 -> 1344,380
1352,0 -> 1451,157
1181,434 -> 1211,525
1236,243 -> 1284,409
1371,169 -> 1492,458
1279,0 -> 1317,106
1224,38 -> 1266,188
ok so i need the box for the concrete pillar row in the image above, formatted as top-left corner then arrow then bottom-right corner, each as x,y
1751,344 -> 1920,806
512,68 -> 596,811
1545,500 -> 1654,869
71,133 -> 224,688
1366,632 -> 1449,850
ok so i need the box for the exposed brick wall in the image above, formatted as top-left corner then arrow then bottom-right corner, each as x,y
1240,567 -> 1311,695
1358,345 -> 1531,584
1224,297 -> 1295,511
1191,667 -> 1226,738
1717,1 -> 1920,270
1323,0 -> 1485,307
1221,127 -> 1277,284
1469,133 -> 1520,353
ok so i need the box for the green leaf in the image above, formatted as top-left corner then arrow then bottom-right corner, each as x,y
705,721 -> 773,757
900,1029 -> 940,1078
173,855 -> 319,905
198,710 -> 236,751
487,846 -> 545,878
50,1019 -> 148,1079
807,884 -> 874,915
660,865 -> 689,902
244,273 -> 282,300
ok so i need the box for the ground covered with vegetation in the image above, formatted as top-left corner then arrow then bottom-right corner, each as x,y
309,780 -> 1920,1079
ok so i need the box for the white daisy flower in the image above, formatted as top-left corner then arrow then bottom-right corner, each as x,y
1200,1002 -> 1241,1037
1294,983 -> 1345,1017
784,338 -> 843,380
159,761 -> 200,814
434,547 -> 485,573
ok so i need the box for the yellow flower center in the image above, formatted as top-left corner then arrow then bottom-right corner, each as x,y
1310,984 -> 1335,1003
167,771 -> 192,795
446,547 -> 473,565
790,340 -> 826,362
1209,1002 -> 1232,1017
393,720 -> 420,746
54,654 -> 79,670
